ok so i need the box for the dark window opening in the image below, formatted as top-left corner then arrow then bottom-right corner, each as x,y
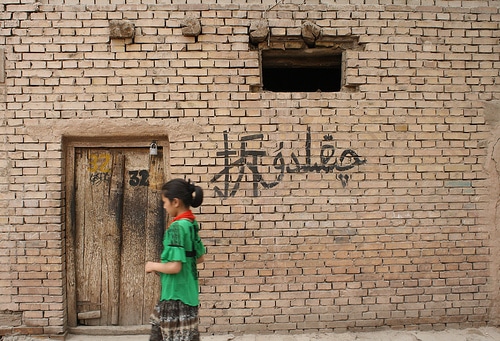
261,49 -> 342,92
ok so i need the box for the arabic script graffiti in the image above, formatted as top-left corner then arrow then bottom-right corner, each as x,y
210,126 -> 366,198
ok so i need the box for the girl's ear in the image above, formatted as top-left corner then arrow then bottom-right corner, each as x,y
171,198 -> 181,208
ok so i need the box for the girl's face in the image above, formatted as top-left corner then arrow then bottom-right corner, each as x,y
162,195 -> 179,218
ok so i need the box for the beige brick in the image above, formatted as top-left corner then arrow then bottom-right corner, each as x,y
0,1 -> 498,337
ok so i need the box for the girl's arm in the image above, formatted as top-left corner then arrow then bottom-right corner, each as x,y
145,261 -> 182,275
196,255 -> 204,264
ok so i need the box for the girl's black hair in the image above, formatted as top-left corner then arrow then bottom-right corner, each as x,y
161,178 -> 203,208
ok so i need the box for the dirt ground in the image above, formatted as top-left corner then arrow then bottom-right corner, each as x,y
60,327 -> 500,341
3,327 -> 500,341
68,328 -> 500,341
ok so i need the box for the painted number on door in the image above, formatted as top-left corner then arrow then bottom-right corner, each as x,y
129,170 -> 149,187
90,152 -> 112,185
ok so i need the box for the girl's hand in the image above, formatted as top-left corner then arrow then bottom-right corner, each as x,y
145,261 -> 157,273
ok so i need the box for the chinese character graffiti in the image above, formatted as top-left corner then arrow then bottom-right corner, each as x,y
210,126 -> 367,198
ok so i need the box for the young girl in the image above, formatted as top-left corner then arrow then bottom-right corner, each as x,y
145,178 -> 206,341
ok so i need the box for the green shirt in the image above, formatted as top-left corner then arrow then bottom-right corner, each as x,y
160,218 -> 206,306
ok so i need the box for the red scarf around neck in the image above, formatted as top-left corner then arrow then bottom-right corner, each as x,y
170,210 -> 195,224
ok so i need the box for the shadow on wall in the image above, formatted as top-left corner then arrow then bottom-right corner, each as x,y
483,101 -> 500,326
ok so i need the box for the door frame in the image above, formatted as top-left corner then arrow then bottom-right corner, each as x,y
63,137 -> 169,328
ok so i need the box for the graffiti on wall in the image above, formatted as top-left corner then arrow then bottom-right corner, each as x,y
210,126 -> 366,198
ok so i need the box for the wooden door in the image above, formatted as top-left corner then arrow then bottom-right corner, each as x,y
69,147 -> 165,326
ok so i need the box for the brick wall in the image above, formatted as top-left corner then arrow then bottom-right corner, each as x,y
1,0 -> 499,337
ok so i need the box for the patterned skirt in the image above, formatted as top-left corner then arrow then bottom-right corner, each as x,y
149,300 -> 200,341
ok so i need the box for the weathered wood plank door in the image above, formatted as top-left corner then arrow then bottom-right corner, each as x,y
71,147 -> 164,326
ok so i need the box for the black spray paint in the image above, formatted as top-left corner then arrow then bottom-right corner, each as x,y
210,126 -> 366,198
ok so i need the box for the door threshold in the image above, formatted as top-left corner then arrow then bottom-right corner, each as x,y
69,325 -> 151,335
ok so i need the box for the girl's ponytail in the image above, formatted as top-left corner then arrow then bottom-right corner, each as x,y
191,185 -> 203,208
